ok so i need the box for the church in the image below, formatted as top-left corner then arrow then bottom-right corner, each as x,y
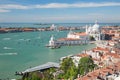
86,20 -> 105,41
46,21 -> 105,48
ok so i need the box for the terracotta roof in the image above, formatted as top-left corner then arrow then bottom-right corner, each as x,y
112,48 -> 120,52
92,47 -> 109,52
112,36 -> 120,39
107,53 -> 120,58
108,40 -> 113,42
92,58 -> 100,61
101,55 -> 108,60
0,28 -> 6,30
76,53 -> 89,57
80,62 -> 120,80
22,28 -> 35,31
74,32 -> 88,36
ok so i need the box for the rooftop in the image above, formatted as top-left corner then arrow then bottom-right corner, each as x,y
74,32 -> 88,36
92,47 -> 109,52
80,61 -> 120,80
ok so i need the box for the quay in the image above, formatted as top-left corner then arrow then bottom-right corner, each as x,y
16,62 -> 60,75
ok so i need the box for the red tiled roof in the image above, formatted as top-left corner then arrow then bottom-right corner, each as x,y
76,53 -> 89,57
107,53 -> 120,58
92,47 -> 109,52
74,32 -> 88,36
80,62 -> 120,80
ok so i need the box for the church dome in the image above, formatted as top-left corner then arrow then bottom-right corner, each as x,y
92,20 -> 100,32
88,26 -> 92,33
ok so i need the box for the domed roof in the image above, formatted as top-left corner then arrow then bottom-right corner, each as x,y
92,20 -> 100,32
88,26 -> 92,32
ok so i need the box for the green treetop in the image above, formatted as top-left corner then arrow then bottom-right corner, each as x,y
78,56 -> 96,75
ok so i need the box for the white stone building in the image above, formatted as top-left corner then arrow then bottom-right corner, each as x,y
48,31 -> 89,48
86,20 -> 105,41
47,21 -> 105,48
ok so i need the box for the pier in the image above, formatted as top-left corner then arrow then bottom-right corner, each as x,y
16,62 -> 60,75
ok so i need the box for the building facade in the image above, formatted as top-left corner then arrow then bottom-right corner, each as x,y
48,31 -> 89,48
86,20 -> 105,41
47,21 -> 105,48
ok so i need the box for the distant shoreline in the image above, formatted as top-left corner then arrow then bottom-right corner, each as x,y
0,22 -> 120,24
0,26 -> 85,34
0,24 -> 119,34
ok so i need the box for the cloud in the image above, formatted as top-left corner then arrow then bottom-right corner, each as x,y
0,9 -> 10,12
34,3 -> 70,8
0,2 -> 120,12
34,2 -> 120,8
0,4 -> 28,9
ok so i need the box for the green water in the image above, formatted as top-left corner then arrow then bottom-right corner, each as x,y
0,31 -> 95,79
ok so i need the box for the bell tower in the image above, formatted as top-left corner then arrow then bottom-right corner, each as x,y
49,35 -> 55,46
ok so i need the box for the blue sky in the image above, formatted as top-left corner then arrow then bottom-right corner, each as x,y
0,0 -> 120,23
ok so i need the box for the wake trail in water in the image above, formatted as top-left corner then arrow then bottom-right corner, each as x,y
3,47 -> 13,50
0,53 -> 18,56
3,38 -> 11,40
17,38 -> 31,41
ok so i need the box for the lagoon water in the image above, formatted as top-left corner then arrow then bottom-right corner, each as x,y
0,23 -> 119,79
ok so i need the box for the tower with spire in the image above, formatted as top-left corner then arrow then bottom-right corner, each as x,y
49,35 -> 55,46
86,25 -> 88,34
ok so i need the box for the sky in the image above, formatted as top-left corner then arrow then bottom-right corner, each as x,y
0,0 -> 120,23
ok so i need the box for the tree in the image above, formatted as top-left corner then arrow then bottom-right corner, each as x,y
42,68 -> 55,80
59,57 -> 78,79
22,72 -> 42,80
31,72 -> 41,80
89,36 -> 95,41
78,56 -> 96,75
60,57 -> 74,73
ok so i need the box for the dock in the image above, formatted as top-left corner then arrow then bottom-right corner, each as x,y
16,62 -> 60,75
